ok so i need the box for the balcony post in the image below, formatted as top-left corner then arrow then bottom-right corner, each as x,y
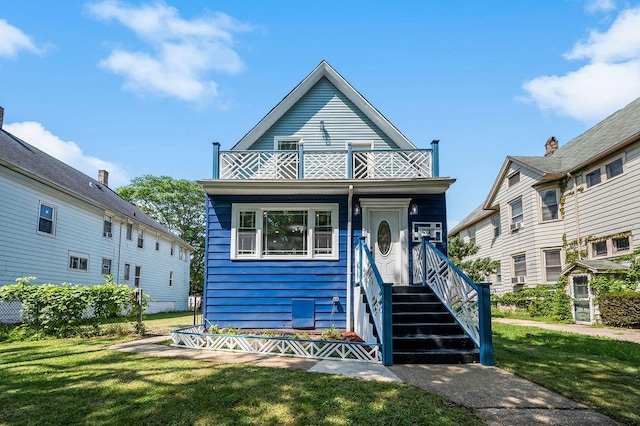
431,140 -> 440,177
477,281 -> 494,366
347,144 -> 353,178
298,142 -> 304,179
212,142 -> 220,179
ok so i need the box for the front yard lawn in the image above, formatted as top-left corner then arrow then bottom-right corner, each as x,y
0,337 -> 480,426
493,322 -> 640,425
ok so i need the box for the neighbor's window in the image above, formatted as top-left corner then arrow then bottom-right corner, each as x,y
170,242 -> 175,256
124,263 -> 130,281
102,258 -> 112,275
38,202 -> 56,235
103,216 -> 113,238
491,215 -> 501,238
585,168 -> 601,187
592,240 -> 607,257
495,262 -> 502,283
510,198 -> 523,228
155,236 -> 160,251
612,236 -> 630,253
508,172 -> 520,187
169,271 -> 174,287
69,252 -> 89,271
467,228 -> 476,245
606,158 -> 623,179
540,188 -> 559,221
232,204 -> 338,260
513,254 -> 527,278
126,223 -> 133,240
137,230 -> 144,248
134,266 -> 141,288
543,249 -> 562,282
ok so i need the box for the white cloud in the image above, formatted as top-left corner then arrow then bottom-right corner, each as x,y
4,121 -> 129,187
523,6 -> 640,122
585,0 -> 616,14
87,1 -> 250,102
0,19 -> 42,59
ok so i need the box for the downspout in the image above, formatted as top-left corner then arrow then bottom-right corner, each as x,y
116,221 -> 123,283
569,173 -> 582,259
346,184 -> 354,331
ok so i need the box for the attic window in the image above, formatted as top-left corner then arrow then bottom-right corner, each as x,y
508,172 -> 520,187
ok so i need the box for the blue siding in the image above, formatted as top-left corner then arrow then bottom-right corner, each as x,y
205,195 -> 349,329
251,78 -> 399,151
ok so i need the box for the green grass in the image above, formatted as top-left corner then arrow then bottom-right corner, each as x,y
141,310 -> 198,334
493,322 -> 640,425
0,337 -> 480,426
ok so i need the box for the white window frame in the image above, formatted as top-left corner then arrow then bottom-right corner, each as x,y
134,265 -> 142,288
347,141 -> 374,179
103,215 -> 113,239
37,202 -> 56,236
101,257 -> 112,275
512,253 -> 527,280
509,197 -> 524,231
170,242 -> 175,256
508,171 -> 520,187
231,203 -> 339,260
169,271 -> 174,287
126,223 -> 133,241
539,187 -> 560,222
542,248 -> 562,283
69,251 -> 89,272
467,227 -> 476,245
124,263 -> 130,281
491,215 -> 501,238
584,153 -> 626,189
137,229 -> 144,249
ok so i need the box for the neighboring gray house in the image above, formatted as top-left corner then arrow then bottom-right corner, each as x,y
451,97 -> 640,324
0,107 -> 191,318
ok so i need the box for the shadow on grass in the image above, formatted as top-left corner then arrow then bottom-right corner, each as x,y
0,338 -> 480,426
493,323 -> 640,425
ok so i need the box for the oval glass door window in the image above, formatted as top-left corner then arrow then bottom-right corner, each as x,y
378,220 -> 392,255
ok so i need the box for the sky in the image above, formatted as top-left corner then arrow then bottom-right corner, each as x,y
2,0 -> 640,228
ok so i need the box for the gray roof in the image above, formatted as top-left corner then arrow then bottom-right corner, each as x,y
449,203 -> 496,236
0,128 -> 182,241
562,259 -> 631,275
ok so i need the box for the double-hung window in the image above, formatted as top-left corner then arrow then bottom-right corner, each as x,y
38,202 -> 56,235
126,223 -> 133,240
540,188 -> 559,221
137,230 -> 144,248
467,228 -> 476,245
231,203 -> 339,260
102,258 -> 112,275
103,216 -> 113,238
491,215 -> 501,238
543,249 -> 562,282
510,198 -> 523,230
512,254 -> 527,282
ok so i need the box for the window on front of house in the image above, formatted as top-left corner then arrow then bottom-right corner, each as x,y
540,188 -> 559,221
232,204 -> 338,260
613,236 -> 630,253
38,203 -> 56,235
592,240 -> 607,257
543,249 -> 562,282
508,172 -> 520,187
510,198 -> 523,229
606,158 -> 623,179
275,137 -> 301,179
586,168 -> 601,187
103,216 -> 113,238
69,252 -> 89,271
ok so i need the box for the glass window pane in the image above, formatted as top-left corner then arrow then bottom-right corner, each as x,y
613,237 -> 630,252
511,199 -> 523,224
586,169 -> 601,187
263,211 -> 307,256
40,204 -> 53,220
314,211 -> 332,255
592,240 -> 607,256
544,250 -> 562,282
513,254 -> 526,276
606,158 -> 623,179
540,189 -> 558,221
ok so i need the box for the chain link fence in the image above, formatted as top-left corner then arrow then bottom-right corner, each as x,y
0,302 -> 22,324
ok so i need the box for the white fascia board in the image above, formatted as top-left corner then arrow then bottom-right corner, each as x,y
198,178 -> 455,196
232,61 -> 415,151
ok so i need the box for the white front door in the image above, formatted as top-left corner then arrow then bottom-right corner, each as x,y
370,210 -> 401,285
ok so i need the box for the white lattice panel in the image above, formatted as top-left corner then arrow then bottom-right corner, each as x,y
304,151 -> 347,179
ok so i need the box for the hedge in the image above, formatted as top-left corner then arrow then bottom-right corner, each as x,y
598,292 -> 640,328
491,284 -> 572,321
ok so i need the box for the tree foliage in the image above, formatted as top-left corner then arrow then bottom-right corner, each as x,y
447,235 -> 499,283
116,175 -> 205,294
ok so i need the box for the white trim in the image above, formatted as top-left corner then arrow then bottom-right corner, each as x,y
360,198 -> 410,286
37,201 -> 56,237
274,136 -> 303,150
230,203 -> 339,260
68,251 -> 89,272
346,140 -> 373,149
541,248 -> 562,283
538,186 -> 561,223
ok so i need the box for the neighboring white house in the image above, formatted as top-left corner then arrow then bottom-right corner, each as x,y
0,107 -> 191,318
450,97 -> 640,323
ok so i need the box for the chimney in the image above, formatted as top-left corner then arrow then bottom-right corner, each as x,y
545,136 -> 558,156
0,106 -> 4,129
98,170 -> 109,187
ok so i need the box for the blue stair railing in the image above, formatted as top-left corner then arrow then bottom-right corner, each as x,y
354,236 -> 393,366
412,236 -> 494,365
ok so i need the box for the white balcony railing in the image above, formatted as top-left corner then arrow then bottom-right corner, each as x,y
216,149 -> 433,180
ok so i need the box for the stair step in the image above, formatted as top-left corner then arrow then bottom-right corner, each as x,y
392,302 -> 447,313
393,322 -> 464,335
392,312 -> 452,323
393,334 -> 476,350
392,286 -> 435,294
393,349 -> 479,364
392,293 -> 440,303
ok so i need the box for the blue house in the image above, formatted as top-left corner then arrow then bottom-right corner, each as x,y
199,62 -> 489,363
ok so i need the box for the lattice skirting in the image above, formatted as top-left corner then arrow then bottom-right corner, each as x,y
171,326 -> 381,363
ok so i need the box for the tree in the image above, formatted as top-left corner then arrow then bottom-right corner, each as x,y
117,175 -> 205,295
447,235 -> 499,283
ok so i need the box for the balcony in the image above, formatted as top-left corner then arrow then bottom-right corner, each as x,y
212,147 -> 437,180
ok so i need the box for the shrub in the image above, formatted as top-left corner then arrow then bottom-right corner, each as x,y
493,284 -> 572,321
598,292 -> 640,328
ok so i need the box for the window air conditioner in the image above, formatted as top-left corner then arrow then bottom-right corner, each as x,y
511,276 -> 526,284
104,232 -> 113,238
510,222 -> 523,231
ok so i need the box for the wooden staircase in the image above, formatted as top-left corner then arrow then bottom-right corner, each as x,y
392,286 -> 479,364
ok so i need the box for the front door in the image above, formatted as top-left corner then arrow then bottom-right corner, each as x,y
571,275 -> 592,324
370,211 -> 401,285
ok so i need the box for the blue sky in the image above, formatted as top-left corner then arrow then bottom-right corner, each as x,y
2,0 -> 640,227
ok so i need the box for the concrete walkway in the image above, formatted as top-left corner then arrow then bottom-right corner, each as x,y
109,336 -> 623,425
493,317 -> 640,344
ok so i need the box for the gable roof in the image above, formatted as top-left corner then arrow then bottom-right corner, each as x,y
232,61 -> 415,150
449,203 -> 496,236
561,259 -> 631,276
0,128 -> 187,245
